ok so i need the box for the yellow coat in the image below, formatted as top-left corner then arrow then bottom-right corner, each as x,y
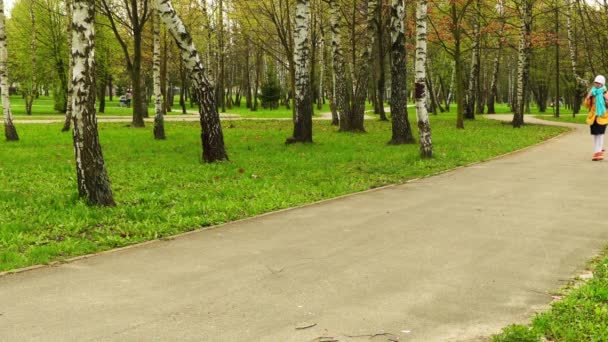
585,94 -> 608,125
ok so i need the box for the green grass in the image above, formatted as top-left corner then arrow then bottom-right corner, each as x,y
493,249 -> 608,342
8,95 -> 382,119
534,113 -> 588,124
0,116 -> 566,272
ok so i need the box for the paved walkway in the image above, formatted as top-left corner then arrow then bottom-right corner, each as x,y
1,116 -> 607,341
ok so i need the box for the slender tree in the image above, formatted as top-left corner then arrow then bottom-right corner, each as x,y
465,0 -> 480,120
487,0 -> 505,115
153,0 -> 165,139
388,0 -> 414,145
71,0 -> 115,206
329,0 -> 350,129
513,0 -> 533,128
286,0 -> 313,143
156,0 -> 228,162
62,0 -> 73,132
0,0 -> 17,141
24,0 -> 37,115
415,0 -> 432,158
100,0 -> 150,127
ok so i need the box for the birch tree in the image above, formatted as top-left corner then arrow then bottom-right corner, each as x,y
152,0 -> 165,140
513,0 -> 533,128
415,0 -> 432,158
287,0 -> 313,144
487,0 -> 505,115
71,0 -> 115,206
388,0 -> 414,145
24,0 -> 37,115
0,0 -> 17,141
329,0 -> 377,133
156,0 -> 228,162
465,0 -> 480,120
62,0 -> 73,132
329,0 -> 349,128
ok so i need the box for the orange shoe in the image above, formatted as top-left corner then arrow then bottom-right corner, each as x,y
593,152 -> 604,161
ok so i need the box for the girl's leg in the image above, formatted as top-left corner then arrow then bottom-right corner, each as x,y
593,135 -> 600,153
600,134 -> 605,153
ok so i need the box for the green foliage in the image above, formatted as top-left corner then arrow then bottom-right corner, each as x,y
53,85 -> 67,113
492,325 -> 540,342
260,63 -> 282,110
0,117 -> 565,272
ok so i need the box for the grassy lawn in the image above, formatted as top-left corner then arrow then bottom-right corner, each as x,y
534,113 -> 588,125
0,116 -> 566,272
493,249 -> 608,342
6,95 -> 385,119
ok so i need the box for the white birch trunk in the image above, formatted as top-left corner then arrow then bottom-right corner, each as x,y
153,0 -> 165,139
415,0 -> 432,158
26,0 -> 37,115
62,0 -> 74,132
513,0 -> 532,127
0,0 -> 17,141
71,0 -> 115,206
329,0 -> 350,129
156,0 -> 228,162
318,33 -> 324,111
465,1 -> 480,119
287,0 -> 313,143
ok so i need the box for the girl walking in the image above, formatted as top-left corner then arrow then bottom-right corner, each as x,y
585,75 -> 608,161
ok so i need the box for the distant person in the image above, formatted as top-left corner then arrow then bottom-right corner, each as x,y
585,75 -> 608,161
125,89 -> 132,108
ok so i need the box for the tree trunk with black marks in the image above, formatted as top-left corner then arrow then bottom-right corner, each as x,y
388,0 -> 414,145
71,0 -> 115,206
415,0 -> 432,158
287,0 -> 313,144
157,0 -> 228,162
349,0 -> 378,132
377,0 -> 387,121
153,0 -> 165,139
25,0 -> 37,115
329,0 -> 350,129
62,0 -> 74,132
465,0 -> 480,120
513,0 -> 533,128
0,0 -> 17,141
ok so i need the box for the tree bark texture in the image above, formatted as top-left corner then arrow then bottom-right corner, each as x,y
349,0 -> 378,132
388,0 -> 414,145
25,0 -> 37,116
153,0 -> 165,139
62,0 -> 74,132
513,0 -> 533,128
451,3 -> 464,129
0,0 -> 17,141
287,0 -> 313,144
376,0 -> 387,121
329,0 -> 350,129
71,0 -> 115,206
465,0 -> 480,120
415,0 -> 432,158
157,0 -> 228,162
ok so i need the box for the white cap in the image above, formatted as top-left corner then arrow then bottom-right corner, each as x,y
595,75 -> 606,85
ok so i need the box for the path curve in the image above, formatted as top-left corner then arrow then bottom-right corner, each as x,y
1,115 -> 606,342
